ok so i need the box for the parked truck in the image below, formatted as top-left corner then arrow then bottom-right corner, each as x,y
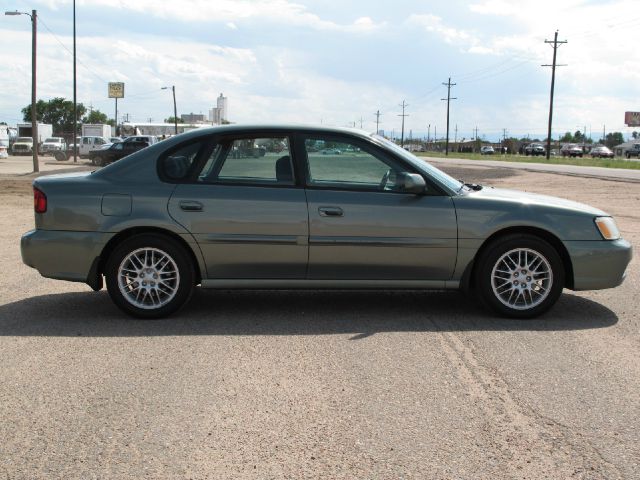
625,144 -> 640,159
81,124 -> 112,138
14,123 -> 53,154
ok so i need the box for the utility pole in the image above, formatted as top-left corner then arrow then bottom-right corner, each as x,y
542,30 -> 567,159
31,10 -> 38,172
73,0 -> 77,162
441,77 -> 457,156
374,110 -> 381,134
474,126 -> 479,153
398,101 -> 408,147
427,124 -> 430,146
503,128 -> 508,154
360,116 -> 363,129
602,125 -> 606,144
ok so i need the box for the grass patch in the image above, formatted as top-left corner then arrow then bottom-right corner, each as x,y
415,151 -> 640,170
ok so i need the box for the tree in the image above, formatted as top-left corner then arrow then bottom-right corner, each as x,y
164,116 -> 184,124
604,132 -> 624,149
22,97 -> 86,135
559,131 -> 574,143
632,131 -> 639,140
83,109 -> 108,124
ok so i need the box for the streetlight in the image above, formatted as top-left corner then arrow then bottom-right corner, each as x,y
161,86 -> 178,135
5,9 -> 39,173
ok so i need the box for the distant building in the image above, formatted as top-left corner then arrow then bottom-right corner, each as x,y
209,93 -> 228,124
181,113 -> 207,123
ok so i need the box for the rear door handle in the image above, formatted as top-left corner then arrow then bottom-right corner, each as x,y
318,206 -> 343,217
179,200 -> 203,212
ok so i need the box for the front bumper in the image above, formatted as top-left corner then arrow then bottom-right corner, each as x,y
565,238 -> 632,290
21,229 -> 112,284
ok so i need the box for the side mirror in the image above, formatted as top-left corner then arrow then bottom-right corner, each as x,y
397,172 -> 426,194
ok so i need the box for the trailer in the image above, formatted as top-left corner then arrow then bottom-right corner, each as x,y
82,124 -> 112,138
17,123 -> 53,144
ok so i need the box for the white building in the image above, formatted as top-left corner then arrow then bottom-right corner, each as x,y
209,93 -> 228,124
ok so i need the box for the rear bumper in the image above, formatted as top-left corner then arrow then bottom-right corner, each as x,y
21,229 -> 111,283
565,238 -> 632,290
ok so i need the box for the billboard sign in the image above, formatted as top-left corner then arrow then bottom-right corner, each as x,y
625,111 -> 640,127
108,82 -> 125,99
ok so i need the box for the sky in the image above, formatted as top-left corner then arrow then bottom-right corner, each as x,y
1,0 -> 639,141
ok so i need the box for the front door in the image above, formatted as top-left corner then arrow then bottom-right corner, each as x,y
301,135 -> 457,280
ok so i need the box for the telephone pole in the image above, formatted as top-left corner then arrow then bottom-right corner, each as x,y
474,127 -> 479,153
542,30 -> 567,159
374,110 -> 381,134
398,100 -> 408,147
441,77 -> 457,156
503,128 -> 508,154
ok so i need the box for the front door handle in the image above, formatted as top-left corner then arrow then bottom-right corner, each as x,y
318,206 -> 343,217
179,200 -> 203,212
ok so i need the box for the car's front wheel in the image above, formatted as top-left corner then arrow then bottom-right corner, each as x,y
105,234 -> 195,318
475,234 -> 564,318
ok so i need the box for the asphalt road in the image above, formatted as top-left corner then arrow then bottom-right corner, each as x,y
0,164 -> 638,479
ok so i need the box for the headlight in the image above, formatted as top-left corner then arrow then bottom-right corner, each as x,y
594,217 -> 620,240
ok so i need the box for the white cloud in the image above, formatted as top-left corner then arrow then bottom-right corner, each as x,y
35,0 -> 385,32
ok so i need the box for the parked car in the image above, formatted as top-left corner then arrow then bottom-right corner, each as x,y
40,137 -> 67,155
480,146 -> 495,155
88,140 -> 149,166
590,146 -> 614,159
21,125 -> 631,319
110,137 -> 123,143
524,143 -> 545,156
624,144 -> 640,159
123,135 -> 158,145
321,148 -> 342,155
11,137 -> 33,155
561,144 -> 584,157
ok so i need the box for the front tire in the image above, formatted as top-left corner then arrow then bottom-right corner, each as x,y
105,234 -> 195,318
475,234 -> 564,318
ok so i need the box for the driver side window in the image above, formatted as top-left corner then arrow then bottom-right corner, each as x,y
304,138 -> 403,191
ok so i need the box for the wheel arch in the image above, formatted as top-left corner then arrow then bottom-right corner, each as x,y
461,226 -> 574,292
97,227 -> 204,285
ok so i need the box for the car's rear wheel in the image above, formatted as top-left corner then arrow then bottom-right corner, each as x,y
105,234 -> 194,318
475,234 -> 564,318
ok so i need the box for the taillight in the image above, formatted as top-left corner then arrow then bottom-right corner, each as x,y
34,187 -> 47,213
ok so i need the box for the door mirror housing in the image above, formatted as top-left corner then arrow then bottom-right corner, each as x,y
397,172 -> 426,194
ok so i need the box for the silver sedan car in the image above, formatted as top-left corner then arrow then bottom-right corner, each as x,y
21,125 -> 632,319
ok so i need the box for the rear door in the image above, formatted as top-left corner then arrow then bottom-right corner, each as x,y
167,134 -> 308,279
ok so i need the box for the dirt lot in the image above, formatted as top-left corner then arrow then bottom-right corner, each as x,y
0,165 -> 638,479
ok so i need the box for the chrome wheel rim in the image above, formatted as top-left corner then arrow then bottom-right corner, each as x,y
491,248 -> 553,311
117,247 -> 180,310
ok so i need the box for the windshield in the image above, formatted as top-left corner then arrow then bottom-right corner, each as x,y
372,134 -> 463,192
44,138 -> 61,143
16,137 -> 32,142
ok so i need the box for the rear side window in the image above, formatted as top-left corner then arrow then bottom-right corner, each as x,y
159,141 -> 204,181
198,136 -> 294,186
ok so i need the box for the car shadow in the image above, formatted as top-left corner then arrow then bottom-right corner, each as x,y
0,289 -> 617,338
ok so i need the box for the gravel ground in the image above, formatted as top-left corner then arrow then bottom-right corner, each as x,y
0,166 -> 638,479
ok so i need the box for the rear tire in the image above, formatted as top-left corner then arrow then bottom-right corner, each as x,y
105,234 -> 195,319
474,234 -> 564,319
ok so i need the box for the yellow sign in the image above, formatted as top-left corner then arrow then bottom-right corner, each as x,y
108,82 -> 124,99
